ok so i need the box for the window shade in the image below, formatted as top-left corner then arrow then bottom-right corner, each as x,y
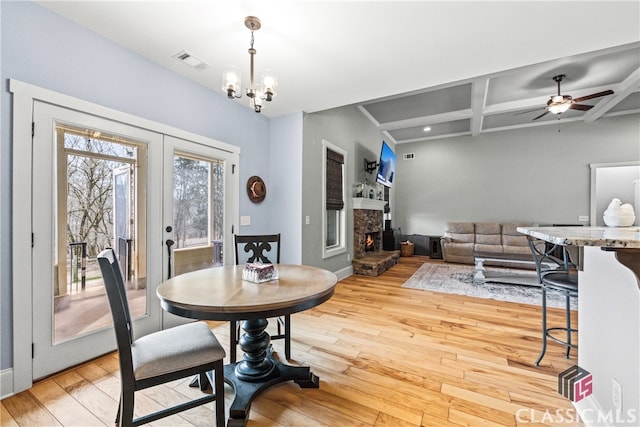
326,149 -> 344,210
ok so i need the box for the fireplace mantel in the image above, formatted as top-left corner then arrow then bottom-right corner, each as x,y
352,198 -> 386,211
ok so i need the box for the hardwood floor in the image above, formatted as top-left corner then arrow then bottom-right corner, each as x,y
1,256 -> 581,426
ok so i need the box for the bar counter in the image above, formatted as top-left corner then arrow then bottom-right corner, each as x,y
518,225 -> 640,249
517,226 -> 639,426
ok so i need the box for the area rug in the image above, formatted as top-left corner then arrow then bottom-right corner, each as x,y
402,263 -> 577,310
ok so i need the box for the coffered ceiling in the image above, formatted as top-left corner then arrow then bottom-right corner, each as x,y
361,43 -> 640,143
36,1 -> 640,143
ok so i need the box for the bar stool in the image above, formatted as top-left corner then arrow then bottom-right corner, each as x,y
527,237 -> 579,366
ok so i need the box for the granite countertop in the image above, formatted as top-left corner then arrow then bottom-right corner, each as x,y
517,226 -> 640,248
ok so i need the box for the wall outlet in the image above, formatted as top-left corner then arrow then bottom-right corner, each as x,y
612,378 -> 622,410
240,215 -> 251,226
347,254 -> 351,261
578,215 -> 589,222
305,215 -> 310,225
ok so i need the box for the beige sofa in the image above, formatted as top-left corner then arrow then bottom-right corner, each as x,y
440,222 -> 533,266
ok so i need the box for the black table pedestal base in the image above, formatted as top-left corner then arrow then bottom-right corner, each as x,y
221,345 -> 319,427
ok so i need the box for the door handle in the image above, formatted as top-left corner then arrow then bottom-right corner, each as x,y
166,239 -> 175,278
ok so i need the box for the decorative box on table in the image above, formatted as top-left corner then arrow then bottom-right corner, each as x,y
242,263 -> 279,283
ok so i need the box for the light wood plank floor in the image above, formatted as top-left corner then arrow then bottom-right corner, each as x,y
1,256 -> 581,426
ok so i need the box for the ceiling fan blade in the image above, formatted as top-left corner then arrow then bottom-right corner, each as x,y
532,111 -> 550,121
573,90 -> 614,103
569,103 -> 593,111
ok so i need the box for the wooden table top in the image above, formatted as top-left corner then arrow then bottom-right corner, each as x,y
157,264 -> 338,321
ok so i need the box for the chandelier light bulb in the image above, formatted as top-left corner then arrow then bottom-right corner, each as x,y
252,91 -> 264,113
222,67 -> 241,99
262,72 -> 278,101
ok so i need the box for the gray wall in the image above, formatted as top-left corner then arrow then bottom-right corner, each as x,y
0,1 -> 284,371
269,113 -> 304,264
393,114 -> 640,235
301,105 -> 390,272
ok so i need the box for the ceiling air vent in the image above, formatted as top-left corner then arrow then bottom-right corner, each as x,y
403,153 -> 415,160
173,50 -> 209,70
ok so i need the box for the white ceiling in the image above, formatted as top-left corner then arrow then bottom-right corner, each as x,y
37,1 -> 640,143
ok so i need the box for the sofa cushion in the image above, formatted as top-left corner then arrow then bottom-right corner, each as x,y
444,222 -> 475,243
475,222 -> 501,235
501,223 -> 529,250
475,222 -> 502,246
441,242 -> 474,263
443,242 -> 474,256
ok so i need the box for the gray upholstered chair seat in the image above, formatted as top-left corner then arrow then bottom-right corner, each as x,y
98,248 -> 225,426
132,322 -> 226,380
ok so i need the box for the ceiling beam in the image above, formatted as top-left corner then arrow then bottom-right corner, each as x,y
470,78 -> 489,136
395,131 -> 472,144
584,67 -> 640,122
377,109 -> 472,131
357,105 -> 381,127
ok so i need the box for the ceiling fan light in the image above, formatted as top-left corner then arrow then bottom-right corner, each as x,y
548,102 -> 571,115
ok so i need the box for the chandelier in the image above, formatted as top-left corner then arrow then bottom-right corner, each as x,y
222,16 -> 277,113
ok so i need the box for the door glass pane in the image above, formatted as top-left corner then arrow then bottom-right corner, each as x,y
54,125 -> 147,343
172,153 -> 224,276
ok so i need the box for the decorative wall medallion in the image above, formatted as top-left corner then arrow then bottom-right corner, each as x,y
247,176 -> 266,203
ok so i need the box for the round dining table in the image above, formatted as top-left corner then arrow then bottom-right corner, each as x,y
157,264 -> 337,426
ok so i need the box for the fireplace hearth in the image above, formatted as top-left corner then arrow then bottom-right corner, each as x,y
352,207 -> 399,276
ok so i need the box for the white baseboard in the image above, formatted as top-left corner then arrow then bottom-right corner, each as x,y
574,396 -> 613,427
334,265 -> 353,281
1,368 -> 14,399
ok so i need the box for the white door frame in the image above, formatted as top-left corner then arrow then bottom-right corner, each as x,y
10,79 -> 240,393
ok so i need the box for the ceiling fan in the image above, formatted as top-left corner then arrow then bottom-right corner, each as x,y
526,74 -> 614,121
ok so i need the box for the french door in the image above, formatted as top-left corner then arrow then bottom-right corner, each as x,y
161,135 -> 237,328
31,102 -> 237,379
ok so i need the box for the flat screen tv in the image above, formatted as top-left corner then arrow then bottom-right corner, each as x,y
376,140 -> 396,187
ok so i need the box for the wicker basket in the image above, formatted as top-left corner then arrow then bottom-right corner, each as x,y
400,241 -> 414,257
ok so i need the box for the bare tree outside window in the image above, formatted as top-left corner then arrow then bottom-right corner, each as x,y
173,155 -> 224,249
65,133 -> 134,258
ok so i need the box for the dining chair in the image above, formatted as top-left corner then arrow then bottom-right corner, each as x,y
97,248 -> 226,427
231,234 -> 287,363
526,237 -> 579,366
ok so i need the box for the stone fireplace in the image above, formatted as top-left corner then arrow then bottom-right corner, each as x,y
352,199 -> 400,276
353,208 -> 383,259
